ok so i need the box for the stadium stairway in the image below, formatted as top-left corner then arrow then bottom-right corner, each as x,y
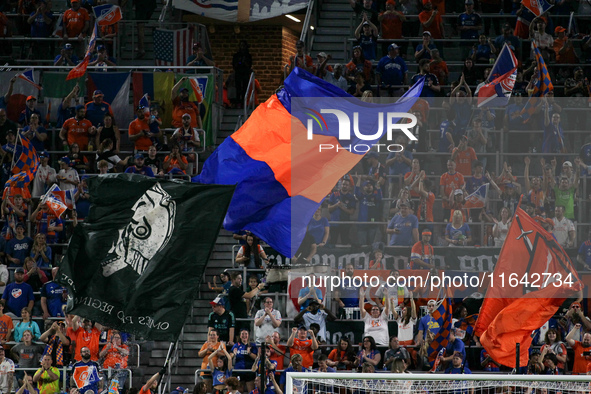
136,229 -> 236,388
136,105 -> 244,389
310,0 -> 355,64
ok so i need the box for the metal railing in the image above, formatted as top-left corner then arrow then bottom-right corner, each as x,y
243,72 -> 256,121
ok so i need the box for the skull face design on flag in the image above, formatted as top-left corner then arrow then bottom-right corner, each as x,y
102,183 -> 176,277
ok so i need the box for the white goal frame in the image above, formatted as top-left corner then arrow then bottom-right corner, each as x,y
286,372 -> 591,393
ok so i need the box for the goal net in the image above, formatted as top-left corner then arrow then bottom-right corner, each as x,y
285,372 -> 591,394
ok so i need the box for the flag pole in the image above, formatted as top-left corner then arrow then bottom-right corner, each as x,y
10,132 -> 22,172
515,342 -> 520,372
157,341 -> 176,394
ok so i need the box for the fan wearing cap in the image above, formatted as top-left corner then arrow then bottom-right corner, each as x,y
2,266 -> 34,317
288,40 -> 314,76
187,42 -> 214,71
414,31 -> 437,61
564,67 -> 590,109
379,0 -> 405,55
84,89 -> 114,128
294,298 -> 336,344
1,130 -> 18,165
458,0 -> 482,42
286,325 -> 318,369
124,153 -> 155,177
440,159 -> 465,216
553,26 -> 578,64
129,105 -> 161,152
355,18 -> 379,61
53,43 -> 80,67
17,95 -> 41,128
314,52 -> 333,79
207,296 -> 235,345
56,156 -> 80,192
62,0 -> 90,41
172,113 -> 202,173
410,228 -> 435,269
171,76 -> 203,129
419,0 -> 444,39
88,45 -> 118,69
59,104 -> 96,151
376,43 -> 408,96
529,16 -> 554,61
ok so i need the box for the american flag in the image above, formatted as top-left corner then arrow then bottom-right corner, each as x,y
154,28 -> 192,68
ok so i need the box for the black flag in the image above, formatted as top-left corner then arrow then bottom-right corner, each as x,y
59,174 -> 235,340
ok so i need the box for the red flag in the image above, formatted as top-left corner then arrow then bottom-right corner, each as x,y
477,67 -> 517,107
475,203 -> 582,367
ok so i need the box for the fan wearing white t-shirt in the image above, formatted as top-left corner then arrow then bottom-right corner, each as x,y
395,293 -> 418,366
359,288 -> 390,346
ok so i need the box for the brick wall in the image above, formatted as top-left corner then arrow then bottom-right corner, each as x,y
207,25 -> 300,102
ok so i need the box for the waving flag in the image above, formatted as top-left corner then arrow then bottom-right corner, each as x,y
73,364 -> 100,389
42,184 -> 73,216
521,0 -> 552,17
4,135 -> 39,199
93,4 -> 122,26
464,183 -> 489,208
188,77 -> 204,104
195,68 -> 424,257
0,70 -> 41,122
475,203 -> 582,367
454,314 -> 479,337
18,69 -> 41,90
488,44 -> 518,82
139,93 -> 150,108
520,42 -> 553,123
477,68 -> 517,107
67,23 -> 98,81
428,288 -> 453,368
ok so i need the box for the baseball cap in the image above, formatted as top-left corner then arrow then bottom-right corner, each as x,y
317,52 -> 328,58
134,153 -> 144,160
59,156 -> 71,166
388,43 -> 399,51
362,21 -> 370,26
193,42 -> 202,49
15,267 -> 25,274
26,95 -> 36,101
366,151 -> 379,159
16,223 -> 25,229
64,43 -> 73,49
298,324 -> 307,330
136,105 -> 146,111
182,113 -> 191,119
562,161 -> 572,167
422,0 -> 431,5
93,90 -> 104,97
423,31 -> 432,36
465,0 -> 474,4
422,229 -> 432,235
399,201 -> 410,207
209,296 -> 224,307
386,0 -> 396,5
554,26 -> 566,33
75,104 -> 85,111
39,151 -> 49,158
169,387 -> 188,394
71,0 -> 80,3
179,87 -> 189,93
454,189 -> 463,196
97,45 -> 106,51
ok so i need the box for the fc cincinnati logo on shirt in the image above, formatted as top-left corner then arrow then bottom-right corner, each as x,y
11,288 -> 22,298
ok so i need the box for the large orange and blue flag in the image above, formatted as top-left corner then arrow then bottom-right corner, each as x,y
4,136 -> 39,199
195,68 -> 424,257
520,42 -> 553,123
464,183 -> 489,209
428,287 -> 453,368
475,201 -> 582,367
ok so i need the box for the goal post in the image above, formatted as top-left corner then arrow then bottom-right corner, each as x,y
285,372 -> 591,394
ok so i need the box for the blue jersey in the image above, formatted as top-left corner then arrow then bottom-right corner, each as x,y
328,191 -> 356,222
40,281 -> 67,317
212,368 -> 232,387
231,342 -> 258,369
579,240 -> 591,265
377,55 -> 408,86
438,120 -> 455,153
458,12 -> 482,39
